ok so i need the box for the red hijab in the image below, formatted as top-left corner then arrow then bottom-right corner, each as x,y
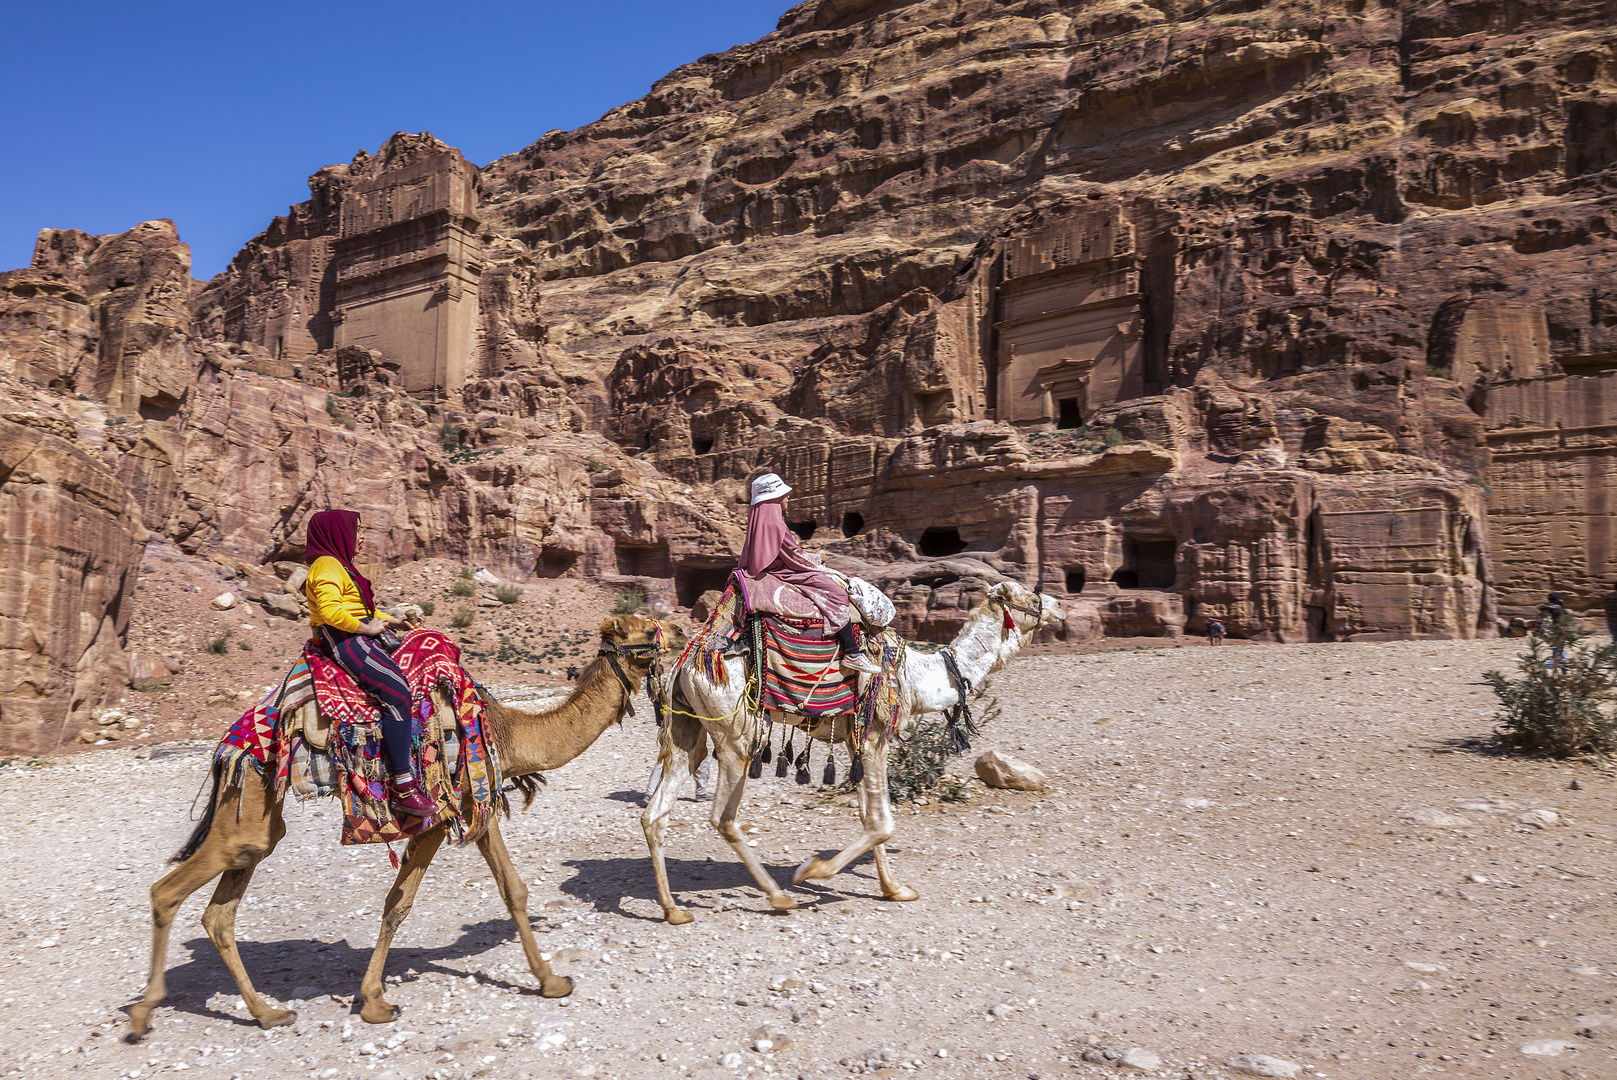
304,509 -> 376,615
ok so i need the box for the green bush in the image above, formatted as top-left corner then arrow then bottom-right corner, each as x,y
459,566 -> 474,580
451,580 -> 476,598
885,681 -> 1000,803
612,591 -> 644,614
450,607 -> 476,629
1102,427 -> 1125,447
236,640 -> 252,651
586,459 -> 609,474
1484,615 -> 1617,757
495,584 -> 522,605
418,600 -> 436,616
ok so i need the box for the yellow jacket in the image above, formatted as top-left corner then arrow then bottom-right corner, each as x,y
305,556 -> 373,633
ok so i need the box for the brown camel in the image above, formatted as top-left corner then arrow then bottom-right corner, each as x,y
129,612 -> 676,1039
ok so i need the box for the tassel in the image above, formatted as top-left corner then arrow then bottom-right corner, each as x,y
849,758 -> 865,784
761,742 -> 773,765
749,751 -> 764,779
823,755 -> 837,786
795,745 -> 812,785
1002,607 -> 1016,631
386,844 -> 400,870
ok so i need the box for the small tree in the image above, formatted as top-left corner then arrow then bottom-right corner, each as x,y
885,681 -> 1000,803
1484,614 -> 1617,757
495,584 -> 521,605
450,608 -> 476,629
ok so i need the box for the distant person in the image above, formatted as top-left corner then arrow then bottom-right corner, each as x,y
1537,592 -> 1570,633
1605,583 -> 1617,640
1205,619 -> 1226,645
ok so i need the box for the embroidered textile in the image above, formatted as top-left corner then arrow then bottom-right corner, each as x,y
755,614 -> 859,716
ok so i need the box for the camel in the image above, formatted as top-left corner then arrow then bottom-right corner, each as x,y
642,580 -> 1063,923
129,612 -> 677,1039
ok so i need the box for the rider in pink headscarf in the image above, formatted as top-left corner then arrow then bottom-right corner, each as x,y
736,473 -> 878,675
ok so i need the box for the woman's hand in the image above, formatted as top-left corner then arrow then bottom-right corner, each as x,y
386,615 -> 413,631
359,617 -> 388,636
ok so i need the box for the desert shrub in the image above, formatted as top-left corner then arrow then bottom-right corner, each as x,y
495,584 -> 521,605
237,640 -> 252,651
885,681 -> 1001,804
612,591 -> 644,614
418,600 -> 436,616
1484,615 -> 1617,757
586,458 -> 609,474
450,607 -> 476,629
1102,427 -> 1125,447
439,420 -> 458,450
459,566 -> 474,579
204,624 -> 233,655
451,580 -> 475,598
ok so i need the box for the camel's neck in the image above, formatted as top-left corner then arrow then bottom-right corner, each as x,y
903,606 -> 1030,717
485,656 -> 638,776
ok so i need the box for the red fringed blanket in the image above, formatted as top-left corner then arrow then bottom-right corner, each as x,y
216,628 -> 503,846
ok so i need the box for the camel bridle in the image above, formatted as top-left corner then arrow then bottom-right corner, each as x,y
596,617 -> 672,720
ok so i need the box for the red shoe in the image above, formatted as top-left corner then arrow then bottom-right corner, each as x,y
389,776 -> 438,820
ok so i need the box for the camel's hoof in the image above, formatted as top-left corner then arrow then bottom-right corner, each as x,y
126,1007 -> 154,1042
665,908 -> 695,925
359,1000 -> 399,1025
768,893 -> 797,911
793,856 -> 833,885
258,1008 -> 298,1030
540,975 -> 574,999
883,885 -> 921,903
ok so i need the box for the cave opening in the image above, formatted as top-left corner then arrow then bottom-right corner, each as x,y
841,512 -> 864,537
1057,398 -> 1083,429
614,544 -> 671,577
1112,536 -> 1177,590
1065,567 -> 1086,593
789,520 -> 817,542
675,565 -> 734,607
918,526 -> 967,557
693,437 -> 714,455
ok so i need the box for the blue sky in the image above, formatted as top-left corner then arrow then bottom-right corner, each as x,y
1,0 -> 790,280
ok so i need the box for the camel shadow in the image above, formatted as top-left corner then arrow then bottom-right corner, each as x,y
554,854 -> 873,920
133,917 -> 546,1026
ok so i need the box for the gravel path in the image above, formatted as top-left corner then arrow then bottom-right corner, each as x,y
2,637 -> 1614,1080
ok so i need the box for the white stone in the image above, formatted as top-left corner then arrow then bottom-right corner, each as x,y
1404,962 -> 1445,973
1225,1054 -> 1300,1078
1518,809 -> 1559,828
988,1003 -> 1013,1018
1119,1047 -> 1162,1070
1179,797 -> 1214,809
209,591 -> 237,611
974,749 -> 1048,792
717,1052 -> 744,1068
1400,808 -> 1470,828
1518,1039 -> 1572,1057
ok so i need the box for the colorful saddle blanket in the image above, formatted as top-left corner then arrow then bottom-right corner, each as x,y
675,584 -> 857,716
215,628 -> 503,847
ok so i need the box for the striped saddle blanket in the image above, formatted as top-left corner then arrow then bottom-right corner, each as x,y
756,614 -> 859,717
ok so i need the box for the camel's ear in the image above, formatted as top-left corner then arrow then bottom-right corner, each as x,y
988,581 -> 1012,599
599,615 -> 623,639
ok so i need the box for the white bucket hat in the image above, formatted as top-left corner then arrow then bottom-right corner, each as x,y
750,472 -> 792,505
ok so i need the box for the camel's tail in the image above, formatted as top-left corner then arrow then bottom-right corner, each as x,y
168,765 -> 223,864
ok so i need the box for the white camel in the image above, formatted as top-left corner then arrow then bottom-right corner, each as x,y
641,580 -> 1064,923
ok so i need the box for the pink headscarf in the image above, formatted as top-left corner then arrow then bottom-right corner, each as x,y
303,509 -> 376,615
738,498 -> 792,576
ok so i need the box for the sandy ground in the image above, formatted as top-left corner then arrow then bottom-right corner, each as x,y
4,622 -> 1616,1080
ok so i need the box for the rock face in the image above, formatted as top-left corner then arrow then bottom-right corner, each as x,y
5,0 -> 1617,747
0,417 -> 142,754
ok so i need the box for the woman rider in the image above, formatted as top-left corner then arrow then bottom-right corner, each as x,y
737,473 -> 879,675
302,509 -> 438,819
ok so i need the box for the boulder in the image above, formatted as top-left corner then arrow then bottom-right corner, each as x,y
127,652 -> 175,688
209,591 -> 237,610
261,592 -> 302,620
974,750 -> 1048,792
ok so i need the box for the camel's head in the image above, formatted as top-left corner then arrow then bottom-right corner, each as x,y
987,580 -> 1066,639
597,611 -> 684,672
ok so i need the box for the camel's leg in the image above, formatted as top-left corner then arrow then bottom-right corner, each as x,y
129,782 -> 265,1039
793,728 -> 911,898
196,783 -> 296,1030
475,816 -> 573,998
708,731 -> 795,911
642,718 -> 704,924
358,826 -> 448,1024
